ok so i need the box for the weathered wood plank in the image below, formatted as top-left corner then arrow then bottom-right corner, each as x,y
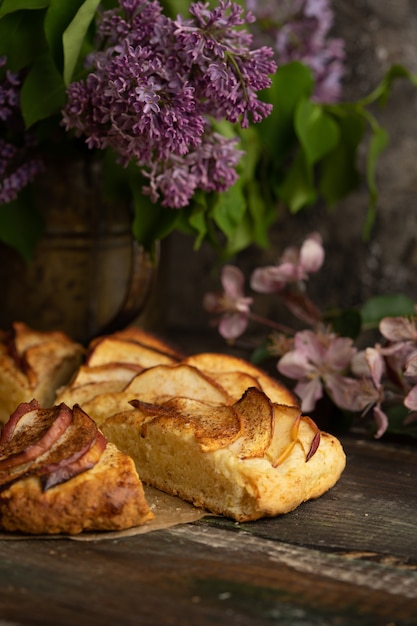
203,436 -> 417,565
0,524 -> 416,625
0,436 -> 416,624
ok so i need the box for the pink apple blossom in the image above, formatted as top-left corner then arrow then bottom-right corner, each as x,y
404,353 -> 417,411
277,328 -> 356,412
329,348 -> 388,438
203,265 -> 253,340
250,232 -> 324,293
378,316 -> 417,374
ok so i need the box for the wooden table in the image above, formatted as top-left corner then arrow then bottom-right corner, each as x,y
0,434 -> 416,625
1,331 -> 416,625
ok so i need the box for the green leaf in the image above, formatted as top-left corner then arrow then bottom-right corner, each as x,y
62,0 -> 101,85
212,180 -> 246,237
278,148 -> 316,213
359,63 -> 417,107
44,0 -> 87,72
187,209 -> 208,249
20,52 -> 66,127
295,99 -> 340,166
361,294 -> 416,329
221,216 -> 255,258
174,192 -> 211,249
250,342 -> 271,365
0,0 -> 49,16
245,179 -> 274,249
160,0 -> 192,18
236,125 -> 262,182
327,308 -> 363,339
385,404 -> 417,440
363,124 -> 389,238
130,183 -> 179,252
0,193 -> 44,261
319,111 -> 365,205
0,10 -> 47,70
257,61 -> 314,159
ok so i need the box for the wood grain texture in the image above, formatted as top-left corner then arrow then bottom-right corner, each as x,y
0,436 -> 416,625
205,436 -> 417,565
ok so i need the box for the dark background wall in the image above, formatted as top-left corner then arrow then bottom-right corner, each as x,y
152,0 -> 417,339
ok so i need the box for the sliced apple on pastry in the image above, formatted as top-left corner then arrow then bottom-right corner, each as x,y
0,401 -> 152,534
183,352 -> 299,407
0,322 -> 84,425
229,387 -> 274,459
86,327 -> 183,369
55,363 -> 143,408
101,326 -> 184,360
82,363 -> 232,426
131,396 -> 242,451
102,386 -> 346,522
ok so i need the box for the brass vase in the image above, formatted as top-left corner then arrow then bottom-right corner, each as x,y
0,154 -> 158,344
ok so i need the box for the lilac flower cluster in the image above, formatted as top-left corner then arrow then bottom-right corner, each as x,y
245,0 -> 345,103
0,58 -> 44,205
62,0 -> 276,209
204,233 -> 417,439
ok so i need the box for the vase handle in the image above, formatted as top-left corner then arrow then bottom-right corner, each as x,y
98,241 -> 158,337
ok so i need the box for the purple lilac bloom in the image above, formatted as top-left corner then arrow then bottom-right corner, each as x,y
62,0 -> 276,209
0,58 -> 44,205
245,0 -> 345,103
143,131 -> 243,207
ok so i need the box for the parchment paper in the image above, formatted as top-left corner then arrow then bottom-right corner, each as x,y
0,485 -> 212,541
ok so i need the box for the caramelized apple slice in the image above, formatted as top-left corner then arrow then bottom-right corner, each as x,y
184,352 -> 299,407
133,397 -> 241,451
0,403 -> 99,490
41,430 -> 107,491
201,370 -> 262,401
0,399 -> 40,446
86,337 -> 177,368
34,404 -> 100,471
125,363 -> 231,405
231,387 -> 274,459
66,363 -> 142,388
0,403 -> 73,470
82,363 -> 232,426
265,405 -> 321,467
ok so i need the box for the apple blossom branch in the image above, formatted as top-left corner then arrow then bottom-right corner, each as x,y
204,233 -> 417,439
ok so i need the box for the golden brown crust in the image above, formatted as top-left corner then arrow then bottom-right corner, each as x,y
183,352 -> 300,407
0,442 -> 153,535
0,323 -> 84,424
102,389 -> 346,522
0,324 -> 344,527
56,331 -> 185,411
81,363 -> 232,427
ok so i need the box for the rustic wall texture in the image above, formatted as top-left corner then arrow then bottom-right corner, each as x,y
158,0 -> 417,337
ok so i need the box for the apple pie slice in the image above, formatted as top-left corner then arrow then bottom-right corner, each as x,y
0,400 -> 153,534
102,387 -> 346,522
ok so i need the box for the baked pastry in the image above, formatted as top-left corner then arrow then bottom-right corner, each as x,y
0,400 -> 153,534
183,352 -> 299,405
55,327 -> 183,408
85,327 -> 183,368
0,322 -> 84,425
72,350 -> 300,427
102,386 -> 346,522
81,362 -> 233,426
